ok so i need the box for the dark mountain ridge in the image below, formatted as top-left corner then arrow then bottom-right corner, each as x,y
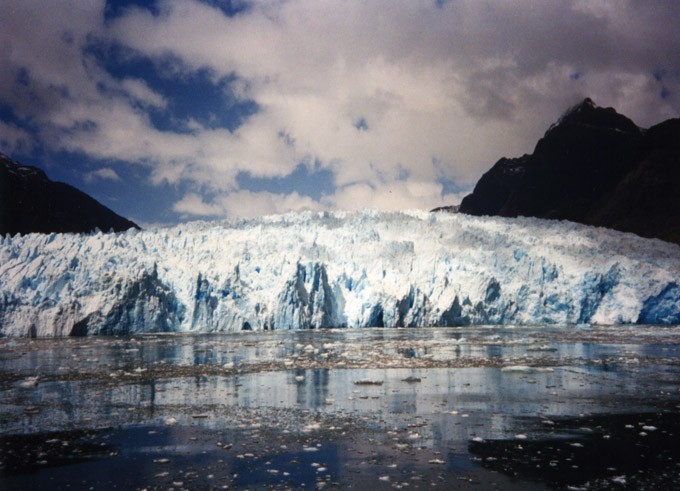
456,98 -> 680,245
0,153 -> 139,235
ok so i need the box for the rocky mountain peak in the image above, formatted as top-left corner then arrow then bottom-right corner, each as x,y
457,99 -> 680,244
1,152 -> 139,235
547,97 -> 640,136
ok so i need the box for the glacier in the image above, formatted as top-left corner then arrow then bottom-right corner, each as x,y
1,210 -> 679,337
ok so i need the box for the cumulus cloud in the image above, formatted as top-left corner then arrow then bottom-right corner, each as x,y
1,0 -> 679,220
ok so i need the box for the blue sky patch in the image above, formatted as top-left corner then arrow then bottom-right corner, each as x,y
354,117 -> 369,131
86,41 -> 259,134
197,0 -> 250,17
104,0 -> 160,21
60,152 -> 188,227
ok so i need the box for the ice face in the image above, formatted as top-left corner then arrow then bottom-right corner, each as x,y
1,210 -> 679,337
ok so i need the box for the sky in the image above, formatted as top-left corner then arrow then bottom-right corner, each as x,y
1,0 -> 679,227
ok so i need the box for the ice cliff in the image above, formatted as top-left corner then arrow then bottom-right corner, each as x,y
1,210 -> 679,337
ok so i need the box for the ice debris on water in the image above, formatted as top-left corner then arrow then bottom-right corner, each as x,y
401,376 -> 422,383
2,209 -> 679,337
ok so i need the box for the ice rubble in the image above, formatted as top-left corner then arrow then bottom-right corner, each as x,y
1,210 -> 679,337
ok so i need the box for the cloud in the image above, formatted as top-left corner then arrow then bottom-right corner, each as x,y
119,78 -> 167,109
324,179 -> 465,213
1,0 -> 679,220
104,0 -> 680,176
173,192 -> 224,217
0,121 -> 34,155
84,167 -> 122,183
173,190 -> 323,219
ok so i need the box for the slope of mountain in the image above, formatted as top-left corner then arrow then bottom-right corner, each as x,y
457,98 -> 680,244
0,153 -> 139,235
1,210 -> 678,337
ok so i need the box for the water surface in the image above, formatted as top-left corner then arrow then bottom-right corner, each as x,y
1,326 -> 680,489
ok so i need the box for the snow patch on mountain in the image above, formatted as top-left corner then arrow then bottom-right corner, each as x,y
1,210 -> 678,337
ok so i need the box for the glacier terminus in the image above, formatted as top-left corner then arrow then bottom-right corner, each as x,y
1,210 -> 679,337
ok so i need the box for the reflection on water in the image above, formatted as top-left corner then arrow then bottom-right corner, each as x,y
469,411 -> 680,489
1,326 -> 680,489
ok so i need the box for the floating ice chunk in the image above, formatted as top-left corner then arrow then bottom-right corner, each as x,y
303,422 -> 321,432
18,376 -> 39,388
354,379 -> 383,385
401,376 -> 422,383
501,365 -> 532,372
501,365 -> 554,372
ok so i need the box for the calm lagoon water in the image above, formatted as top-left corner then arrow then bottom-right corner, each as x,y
1,326 -> 680,490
